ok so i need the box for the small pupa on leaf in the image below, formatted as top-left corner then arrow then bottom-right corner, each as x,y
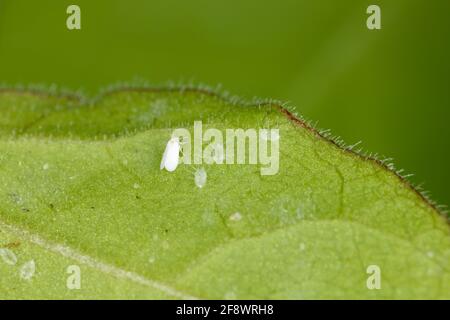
20,259 -> 36,280
194,167 -> 207,188
160,137 -> 181,172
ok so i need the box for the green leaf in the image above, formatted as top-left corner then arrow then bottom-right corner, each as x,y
0,87 -> 449,299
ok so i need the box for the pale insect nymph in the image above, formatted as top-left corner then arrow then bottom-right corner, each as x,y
160,137 -> 181,172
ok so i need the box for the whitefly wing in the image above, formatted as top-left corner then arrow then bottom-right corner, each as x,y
161,137 -> 181,172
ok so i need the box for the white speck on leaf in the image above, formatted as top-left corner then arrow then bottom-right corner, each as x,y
0,248 -> 18,265
148,256 -> 156,264
299,243 -> 306,251
20,260 -> 36,280
229,212 -> 242,222
194,167 -> 207,188
43,163 -> 49,170
133,183 -> 140,189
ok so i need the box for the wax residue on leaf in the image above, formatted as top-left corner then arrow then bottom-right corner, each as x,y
271,194 -> 316,225
0,248 -> 18,265
194,167 -> 207,188
134,99 -> 169,124
20,260 -> 36,280
9,193 -> 23,205
202,210 -> 218,226
229,212 -> 242,222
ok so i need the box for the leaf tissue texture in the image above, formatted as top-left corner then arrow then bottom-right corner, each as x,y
0,88 -> 449,299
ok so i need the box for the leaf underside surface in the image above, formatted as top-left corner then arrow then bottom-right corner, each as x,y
0,88 -> 449,299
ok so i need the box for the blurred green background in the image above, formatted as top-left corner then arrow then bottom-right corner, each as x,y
0,0 -> 449,206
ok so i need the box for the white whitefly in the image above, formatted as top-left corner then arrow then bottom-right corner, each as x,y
0,248 -> 18,265
194,167 -> 207,188
160,137 -> 181,172
20,260 -> 36,280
